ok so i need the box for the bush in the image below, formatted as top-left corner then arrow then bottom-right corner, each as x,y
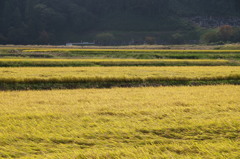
145,36 -> 156,45
201,31 -> 218,43
95,33 -> 115,44
170,33 -> 184,44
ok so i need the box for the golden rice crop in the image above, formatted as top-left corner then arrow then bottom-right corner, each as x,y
0,85 -> 239,158
0,66 -> 240,82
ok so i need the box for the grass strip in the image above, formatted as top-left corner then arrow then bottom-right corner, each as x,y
4,48 -> 240,59
1,75 -> 240,90
21,51 -> 240,59
0,59 -> 235,67
23,49 -> 240,53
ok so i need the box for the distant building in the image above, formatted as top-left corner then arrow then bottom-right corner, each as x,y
66,42 -> 95,46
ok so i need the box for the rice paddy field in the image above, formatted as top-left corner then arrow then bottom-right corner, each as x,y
0,45 -> 240,158
1,66 -> 240,79
0,86 -> 239,158
0,66 -> 240,90
2,46 -> 240,60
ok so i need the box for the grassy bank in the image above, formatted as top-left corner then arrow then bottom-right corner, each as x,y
0,59 -> 235,67
0,85 -> 239,158
1,66 -> 240,90
1,79 -> 240,90
22,49 -> 240,59
23,49 -> 240,53
2,48 -> 240,60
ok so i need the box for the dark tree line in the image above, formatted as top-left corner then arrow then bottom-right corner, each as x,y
0,0 -> 240,44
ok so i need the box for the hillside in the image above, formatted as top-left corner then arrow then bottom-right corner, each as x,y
0,0 -> 240,45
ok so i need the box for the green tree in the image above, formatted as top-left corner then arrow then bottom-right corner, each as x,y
201,31 -> 219,43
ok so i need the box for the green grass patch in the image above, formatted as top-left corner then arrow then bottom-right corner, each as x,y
0,77 -> 240,90
0,59 -> 236,67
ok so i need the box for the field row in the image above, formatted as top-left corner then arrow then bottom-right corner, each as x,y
0,59 -> 229,62
22,49 -> 240,59
0,85 -> 239,158
1,66 -> 240,79
0,59 -> 236,67
23,48 -> 240,53
2,48 -> 240,59
0,66 -> 240,89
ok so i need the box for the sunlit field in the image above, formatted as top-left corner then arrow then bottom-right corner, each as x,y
0,85 -> 239,158
0,46 -> 240,158
1,66 -> 240,81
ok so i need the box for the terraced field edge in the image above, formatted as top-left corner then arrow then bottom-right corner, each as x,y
0,60 -> 237,67
1,76 -> 240,90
